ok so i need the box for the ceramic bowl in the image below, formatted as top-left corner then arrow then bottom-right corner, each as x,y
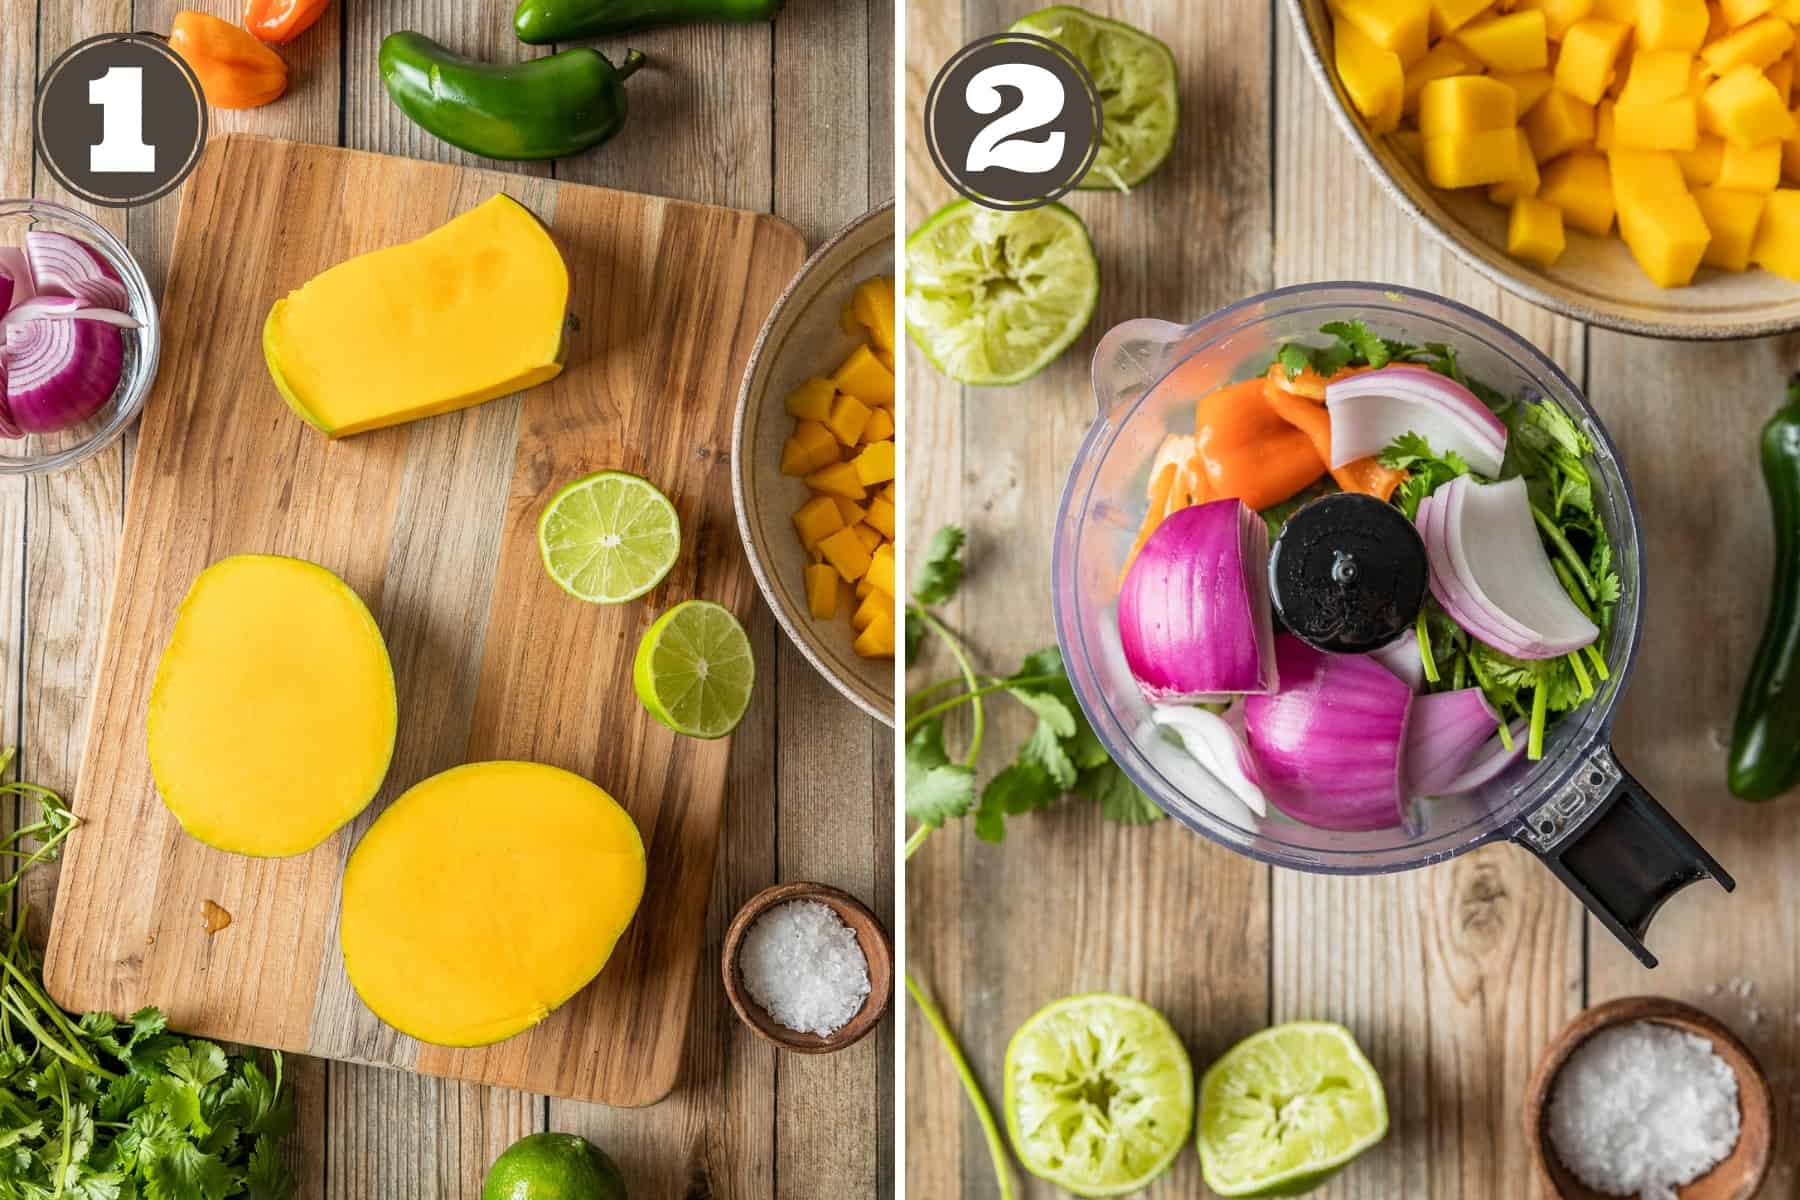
721,881 -> 893,1054
732,202 -> 895,725
1524,996 -> 1773,1199
1283,0 -> 1800,339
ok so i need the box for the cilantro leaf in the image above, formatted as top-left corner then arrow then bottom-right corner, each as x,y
247,1134 -> 295,1200
974,762 -> 1059,842
1276,342 -> 1313,380
905,719 -> 977,828
1319,319 -> 1392,369
1380,432 -> 1473,519
911,525 -> 966,606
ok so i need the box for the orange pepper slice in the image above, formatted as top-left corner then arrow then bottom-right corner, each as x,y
1261,379 -> 1406,503
170,10 -> 288,109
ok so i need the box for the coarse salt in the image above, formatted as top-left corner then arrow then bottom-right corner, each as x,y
740,899 -> 871,1037
1547,1021 -> 1740,1200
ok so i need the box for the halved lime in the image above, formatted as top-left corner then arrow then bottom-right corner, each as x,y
538,471 -> 680,604
905,200 -> 1099,387
1010,6 -> 1180,192
1198,1021 -> 1388,1197
1003,993 -> 1194,1197
633,600 -> 754,739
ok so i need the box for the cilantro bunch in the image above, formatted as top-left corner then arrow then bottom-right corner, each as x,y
904,527 -> 1161,858
0,749 -> 297,1200
1278,321 -> 1622,759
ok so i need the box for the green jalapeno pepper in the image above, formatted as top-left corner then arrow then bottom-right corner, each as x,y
378,32 -> 644,162
1729,376 -> 1800,801
513,0 -> 782,44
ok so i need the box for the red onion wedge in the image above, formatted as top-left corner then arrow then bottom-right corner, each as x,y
0,247 -> 31,313
1151,705 -> 1268,818
1139,719 -> 1259,828
1325,364 -> 1508,477
1118,498 -> 1278,701
1426,476 -> 1599,660
1406,688 -> 1503,796
25,231 -> 128,311
1243,635 -> 1412,831
0,297 -> 138,331
2,316 -> 124,433
1369,627 -> 1425,691
1435,719 -> 1529,795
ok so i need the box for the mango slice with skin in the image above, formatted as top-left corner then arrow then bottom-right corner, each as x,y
264,194 -> 569,437
339,762 -> 646,1047
148,555 -> 397,857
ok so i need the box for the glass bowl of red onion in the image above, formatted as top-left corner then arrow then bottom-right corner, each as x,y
0,199 -> 159,476
1053,283 -> 1729,966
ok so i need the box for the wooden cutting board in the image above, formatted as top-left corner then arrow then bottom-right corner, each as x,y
42,135 -> 806,1106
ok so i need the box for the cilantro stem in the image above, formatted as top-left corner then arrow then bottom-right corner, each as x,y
1567,650 -> 1594,701
1497,717 -> 1515,751
905,973 -> 1016,1200
1532,506 -> 1596,600
1528,680 -> 1549,761
1586,644 -> 1610,681
907,676 -> 972,708
1416,608 -> 1441,684
909,607 -> 985,765
904,825 -> 932,860
903,675 -> 1063,735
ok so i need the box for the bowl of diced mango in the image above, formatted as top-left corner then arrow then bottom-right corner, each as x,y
733,202 -> 896,725
1288,0 -> 1800,337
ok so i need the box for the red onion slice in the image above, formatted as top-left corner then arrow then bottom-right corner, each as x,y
1151,705 -> 1268,818
1118,498 -> 1278,701
2,317 -> 124,433
1406,688 -> 1503,796
1325,364 -> 1508,477
0,248 -> 32,313
1369,627 -> 1425,691
25,231 -> 129,311
1418,489 -> 1550,657
1243,635 -> 1412,831
1434,720 -> 1529,796
1440,477 -> 1598,659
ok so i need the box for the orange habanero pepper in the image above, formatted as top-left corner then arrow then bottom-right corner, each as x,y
170,10 -> 288,109
1192,378 -> 1325,511
1261,371 -> 1407,503
244,0 -> 331,45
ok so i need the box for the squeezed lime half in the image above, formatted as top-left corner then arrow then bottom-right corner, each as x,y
633,600 -> 754,739
1004,993 -> 1195,1197
1198,1021 -> 1388,1197
538,471 -> 680,604
1010,6 -> 1180,191
905,200 -> 1099,387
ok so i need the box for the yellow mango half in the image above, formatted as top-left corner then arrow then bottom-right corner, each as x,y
147,555 -> 396,857
264,195 -> 569,438
340,761 -> 645,1047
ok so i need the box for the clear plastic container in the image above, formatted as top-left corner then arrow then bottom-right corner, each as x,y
1052,282 -> 1729,966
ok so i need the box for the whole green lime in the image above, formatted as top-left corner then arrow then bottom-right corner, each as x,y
482,1133 -> 627,1200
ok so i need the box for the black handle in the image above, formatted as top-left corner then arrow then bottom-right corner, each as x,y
1516,748 -> 1733,969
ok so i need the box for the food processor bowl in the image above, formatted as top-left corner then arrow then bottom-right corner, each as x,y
1051,282 -> 1730,967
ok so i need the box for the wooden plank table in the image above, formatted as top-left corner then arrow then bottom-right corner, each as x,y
904,3 -> 1800,1197
1,3 -> 894,1196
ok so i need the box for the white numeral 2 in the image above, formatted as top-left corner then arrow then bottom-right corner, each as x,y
89,67 -> 156,174
963,62 -> 1066,175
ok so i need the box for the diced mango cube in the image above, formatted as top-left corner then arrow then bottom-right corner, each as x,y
1337,0 -> 1432,64
832,496 -> 868,526
1750,187 -> 1800,275
1541,149 -> 1619,231
866,544 -> 896,596
1405,43 -> 1485,113
1520,0 -> 1599,39
862,407 -> 895,443
1528,89 -> 1599,157
783,420 -> 839,475
1677,134 -> 1728,180
1509,195 -> 1570,262
1717,137 -> 1783,186
1703,15 -> 1795,75
852,615 -> 895,659
1610,148 -> 1714,283
866,494 -> 896,539
1457,10 -> 1552,69
1614,95 -> 1701,147
850,276 -> 894,354
851,587 -> 893,633
853,439 -> 896,486
1701,64 -> 1798,144
849,522 -> 883,557
1492,68 -> 1558,114
784,377 -> 835,422
1639,0 -> 1709,48
826,392 -> 872,446
1419,75 -> 1520,133
779,436 -> 810,477
817,526 -> 873,582
855,575 -> 874,599
1432,0 -> 1498,35
805,461 -> 866,500
1770,55 -> 1795,106
1556,20 -> 1631,102
1337,20 -> 1407,130
1491,129 -> 1545,198
832,343 -> 894,404
1592,0 -> 1640,20
1720,0 -> 1774,24
1695,184 -> 1767,265
805,562 -> 840,619
793,494 -> 846,552
1622,50 -> 1697,100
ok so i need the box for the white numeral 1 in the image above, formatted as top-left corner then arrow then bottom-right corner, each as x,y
89,67 -> 155,174
963,62 -> 1066,175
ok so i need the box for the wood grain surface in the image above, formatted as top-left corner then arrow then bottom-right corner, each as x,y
3,2 -> 895,1195
904,2 -> 1797,1197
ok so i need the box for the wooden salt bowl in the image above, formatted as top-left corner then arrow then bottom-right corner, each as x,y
721,881 -> 893,1054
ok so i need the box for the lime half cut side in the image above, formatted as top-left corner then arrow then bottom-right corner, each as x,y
905,200 -> 1099,387
538,471 -> 680,604
1010,6 -> 1180,191
1198,1021 -> 1388,1197
633,600 -> 755,739
1004,993 -> 1195,1197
